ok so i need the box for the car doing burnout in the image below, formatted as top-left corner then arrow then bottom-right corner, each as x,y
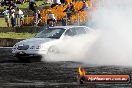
12,26 -> 92,62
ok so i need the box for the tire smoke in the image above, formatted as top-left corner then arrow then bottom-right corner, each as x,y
45,0 -> 132,66
85,0 -> 132,66
45,30 -> 99,62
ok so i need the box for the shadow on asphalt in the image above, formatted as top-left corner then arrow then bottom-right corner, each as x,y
0,55 -> 42,63
0,60 -> 30,63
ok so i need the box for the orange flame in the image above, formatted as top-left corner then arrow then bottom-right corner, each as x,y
78,66 -> 86,76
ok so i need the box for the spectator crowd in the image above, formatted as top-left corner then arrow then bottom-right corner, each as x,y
3,6 -> 24,27
0,0 -> 92,27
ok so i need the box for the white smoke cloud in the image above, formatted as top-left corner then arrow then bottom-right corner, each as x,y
45,30 -> 99,62
45,0 -> 132,66
86,0 -> 132,66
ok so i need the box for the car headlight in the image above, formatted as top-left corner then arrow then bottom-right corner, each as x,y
13,45 -> 17,50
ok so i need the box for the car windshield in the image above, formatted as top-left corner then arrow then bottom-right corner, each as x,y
34,28 -> 65,39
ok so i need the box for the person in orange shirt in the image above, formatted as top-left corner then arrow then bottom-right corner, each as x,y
87,0 -> 92,9
79,1 -> 89,11
79,0 -> 92,11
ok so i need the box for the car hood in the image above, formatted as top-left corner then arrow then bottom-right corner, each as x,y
16,38 -> 57,46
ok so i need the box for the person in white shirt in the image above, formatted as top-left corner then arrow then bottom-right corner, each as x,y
47,10 -> 57,26
16,8 -> 24,26
3,7 -> 10,27
34,10 -> 42,26
45,0 -> 53,4
53,0 -> 61,4
51,0 -> 61,8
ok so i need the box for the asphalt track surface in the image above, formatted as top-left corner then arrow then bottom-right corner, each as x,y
0,48 -> 132,88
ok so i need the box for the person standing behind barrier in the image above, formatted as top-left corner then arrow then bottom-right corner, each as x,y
51,0 -> 61,8
87,0 -> 92,9
3,7 -> 10,27
0,0 -> 6,6
16,8 -> 24,26
36,10 -> 42,26
69,2 -> 76,13
63,4 -> 71,19
60,0 -> 66,4
10,7 -> 16,27
47,10 -> 56,26
29,0 -> 37,13
63,3 -> 76,19
34,10 -> 42,26
9,1 -> 17,8
79,1 -> 89,11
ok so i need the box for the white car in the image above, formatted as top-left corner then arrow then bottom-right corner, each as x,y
12,26 -> 91,62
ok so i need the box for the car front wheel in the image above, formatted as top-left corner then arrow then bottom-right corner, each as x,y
45,46 -> 60,61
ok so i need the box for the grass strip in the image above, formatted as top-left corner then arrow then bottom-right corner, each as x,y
0,32 -> 37,39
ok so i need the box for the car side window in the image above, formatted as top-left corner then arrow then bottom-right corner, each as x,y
75,27 -> 86,35
65,27 -> 86,36
65,29 -> 76,36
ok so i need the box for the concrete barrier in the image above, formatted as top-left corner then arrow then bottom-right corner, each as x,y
0,26 -> 44,47
0,26 -> 43,33
0,38 -> 23,47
